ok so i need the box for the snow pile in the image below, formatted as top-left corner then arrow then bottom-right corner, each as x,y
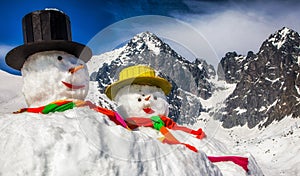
0,70 -> 26,114
0,107 -> 222,176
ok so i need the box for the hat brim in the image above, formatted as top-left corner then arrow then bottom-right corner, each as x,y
105,76 -> 172,100
5,40 -> 92,70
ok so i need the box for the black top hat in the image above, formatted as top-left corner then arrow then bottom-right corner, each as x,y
5,9 -> 92,70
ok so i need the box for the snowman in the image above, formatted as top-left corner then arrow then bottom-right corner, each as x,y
105,65 -> 171,119
5,9 -> 92,109
105,65 -> 206,151
105,65 -> 252,173
5,9 -> 129,129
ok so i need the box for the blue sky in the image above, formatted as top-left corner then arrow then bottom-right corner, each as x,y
1,0 -> 300,75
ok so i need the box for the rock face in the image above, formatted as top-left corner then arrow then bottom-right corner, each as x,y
90,27 -> 300,129
218,27 -> 300,128
217,51 -> 256,84
90,32 -> 215,124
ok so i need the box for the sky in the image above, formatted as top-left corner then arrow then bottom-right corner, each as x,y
1,0 -> 300,75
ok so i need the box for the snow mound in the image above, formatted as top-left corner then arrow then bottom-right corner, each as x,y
0,107 -> 222,176
0,70 -> 26,113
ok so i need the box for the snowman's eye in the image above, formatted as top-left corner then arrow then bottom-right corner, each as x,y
57,56 -> 63,61
142,94 -> 145,96
138,98 -> 142,102
154,96 -> 157,100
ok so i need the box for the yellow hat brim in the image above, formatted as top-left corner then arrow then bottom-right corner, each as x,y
105,76 -> 172,100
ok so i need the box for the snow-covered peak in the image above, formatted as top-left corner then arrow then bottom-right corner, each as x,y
119,32 -> 180,59
130,31 -> 163,55
267,27 -> 297,49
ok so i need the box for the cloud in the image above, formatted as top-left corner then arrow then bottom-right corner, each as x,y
86,0 -> 300,68
176,0 -> 300,59
87,15 -> 219,67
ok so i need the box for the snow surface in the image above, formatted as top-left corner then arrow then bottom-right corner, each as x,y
0,70 -> 26,114
0,107 -> 222,176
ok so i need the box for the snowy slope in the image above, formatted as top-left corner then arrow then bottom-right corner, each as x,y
197,77 -> 300,175
0,70 -> 26,113
0,107 -> 222,176
226,117 -> 300,176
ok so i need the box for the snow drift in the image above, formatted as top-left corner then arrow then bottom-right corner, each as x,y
0,107 -> 222,176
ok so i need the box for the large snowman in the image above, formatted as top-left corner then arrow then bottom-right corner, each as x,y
5,9 -> 92,107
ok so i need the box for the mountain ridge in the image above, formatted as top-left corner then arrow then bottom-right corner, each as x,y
89,27 -> 300,130
89,31 -> 215,125
217,27 -> 300,128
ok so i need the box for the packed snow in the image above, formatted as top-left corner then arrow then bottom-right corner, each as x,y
0,70 -> 26,114
0,107 -> 222,176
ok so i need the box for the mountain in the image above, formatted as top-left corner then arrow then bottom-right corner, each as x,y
89,31 -> 215,125
217,27 -> 300,129
217,51 -> 256,84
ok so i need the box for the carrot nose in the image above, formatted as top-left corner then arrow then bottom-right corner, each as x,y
69,64 -> 84,74
144,95 -> 151,101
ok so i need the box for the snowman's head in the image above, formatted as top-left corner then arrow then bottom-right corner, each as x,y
21,50 -> 89,107
114,84 -> 169,119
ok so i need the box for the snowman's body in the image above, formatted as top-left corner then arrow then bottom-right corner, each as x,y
21,51 -> 89,107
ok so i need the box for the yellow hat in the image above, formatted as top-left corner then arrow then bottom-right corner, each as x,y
105,65 -> 172,100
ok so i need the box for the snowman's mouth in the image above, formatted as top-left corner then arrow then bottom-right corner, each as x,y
62,81 -> 85,90
143,107 -> 155,114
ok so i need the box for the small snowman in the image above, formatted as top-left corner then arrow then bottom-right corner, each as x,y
5,9 -> 92,108
105,65 -> 251,173
105,65 -> 206,151
105,65 -> 171,119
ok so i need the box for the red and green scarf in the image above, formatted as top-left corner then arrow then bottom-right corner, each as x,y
126,116 -> 248,172
15,100 -> 128,128
126,116 -> 206,152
